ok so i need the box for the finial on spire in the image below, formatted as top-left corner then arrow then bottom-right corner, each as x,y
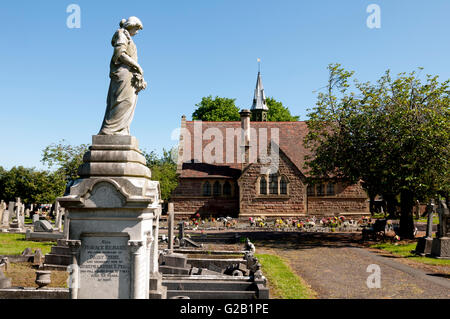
257,58 -> 261,73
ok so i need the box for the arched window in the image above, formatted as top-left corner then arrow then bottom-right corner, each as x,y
316,184 -> 325,196
223,181 -> 232,196
260,176 -> 267,195
213,181 -> 221,196
203,181 -> 211,196
280,176 -> 288,195
269,174 -> 278,195
326,183 -> 335,196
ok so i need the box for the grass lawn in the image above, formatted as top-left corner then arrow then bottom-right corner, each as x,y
371,242 -> 450,266
4,262 -> 68,288
256,253 -> 316,299
0,233 -> 55,255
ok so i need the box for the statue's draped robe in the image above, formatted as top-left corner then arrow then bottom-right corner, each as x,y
99,28 -> 138,135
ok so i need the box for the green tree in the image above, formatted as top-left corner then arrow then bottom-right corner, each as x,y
0,166 -> 66,204
305,64 -> 450,239
192,96 -> 240,121
143,148 -> 179,201
192,95 -> 299,121
41,140 -> 90,185
266,97 -> 300,121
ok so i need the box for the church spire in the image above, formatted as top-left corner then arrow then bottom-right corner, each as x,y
251,59 -> 268,121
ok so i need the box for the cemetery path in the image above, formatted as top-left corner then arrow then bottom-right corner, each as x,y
255,233 -> 450,299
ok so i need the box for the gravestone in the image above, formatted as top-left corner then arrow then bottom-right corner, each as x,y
415,202 -> 434,256
54,201 -> 63,231
58,135 -> 162,299
0,201 -> 5,227
7,201 -> 15,223
0,269 -> 11,289
168,203 -> 174,252
32,214 -> 40,224
34,220 -> 53,232
431,200 -> 450,258
17,203 -> 25,229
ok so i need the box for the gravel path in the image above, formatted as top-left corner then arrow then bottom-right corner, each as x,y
255,233 -> 450,299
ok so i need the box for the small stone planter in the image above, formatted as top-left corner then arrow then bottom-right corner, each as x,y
35,270 -> 51,289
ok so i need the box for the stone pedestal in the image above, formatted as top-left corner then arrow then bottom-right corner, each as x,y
58,135 -> 163,299
431,238 -> 450,259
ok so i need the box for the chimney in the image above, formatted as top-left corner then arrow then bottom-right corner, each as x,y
240,109 -> 251,164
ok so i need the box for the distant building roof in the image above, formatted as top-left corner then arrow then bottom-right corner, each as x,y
177,120 -> 312,178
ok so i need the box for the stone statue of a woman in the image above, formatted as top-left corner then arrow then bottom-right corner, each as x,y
99,17 -> 147,136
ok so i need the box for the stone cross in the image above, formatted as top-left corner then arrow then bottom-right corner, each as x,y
14,198 -> 21,219
168,203 -> 174,252
17,203 -> 25,229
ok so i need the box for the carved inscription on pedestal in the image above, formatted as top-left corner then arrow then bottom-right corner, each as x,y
79,234 -> 130,299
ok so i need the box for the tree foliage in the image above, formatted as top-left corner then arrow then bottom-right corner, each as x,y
192,96 -> 241,121
0,166 -> 66,204
192,95 -> 300,121
266,97 -> 300,121
41,140 -> 90,185
143,148 -> 179,201
305,64 -> 450,238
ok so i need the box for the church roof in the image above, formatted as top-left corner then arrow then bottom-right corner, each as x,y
251,72 -> 268,111
177,120 -> 312,178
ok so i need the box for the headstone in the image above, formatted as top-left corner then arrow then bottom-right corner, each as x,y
34,220 -> 53,232
54,201 -> 63,231
17,203 -> 25,229
7,201 -> 15,222
14,198 -> 21,220
33,249 -> 43,266
32,214 -> 40,224
168,203 -> 174,252
62,208 -> 69,239
431,200 -> 450,258
0,269 -> 12,289
25,208 -> 30,218
178,222 -> 185,241
0,201 -> 5,224
22,248 -> 33,256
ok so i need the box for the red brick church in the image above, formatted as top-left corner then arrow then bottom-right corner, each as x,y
171,72 -> 369,218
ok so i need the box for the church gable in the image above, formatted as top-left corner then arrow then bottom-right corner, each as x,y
238,146 -> 307,216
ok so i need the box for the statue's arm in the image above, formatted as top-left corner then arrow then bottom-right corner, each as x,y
114,46 -> 143,75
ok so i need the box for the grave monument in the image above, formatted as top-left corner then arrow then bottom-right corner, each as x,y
431,200 -> 450,258
58,16 -> 163,299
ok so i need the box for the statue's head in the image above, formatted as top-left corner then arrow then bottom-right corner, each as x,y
120,16 -> 143,36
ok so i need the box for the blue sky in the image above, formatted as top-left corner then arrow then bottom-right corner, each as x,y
2,0 -> 450,170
